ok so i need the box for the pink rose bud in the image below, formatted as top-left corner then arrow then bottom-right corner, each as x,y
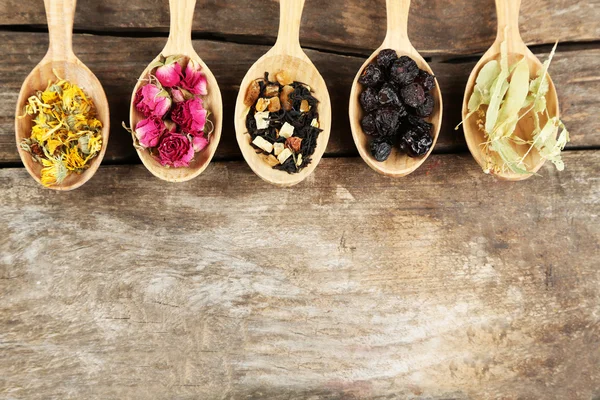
135,116 -> 166,148
135,84 -> 172,119
155,60 -> 182,88
171,97 -> 207,134
171,88 -> 185,103
190,132 -> 209,152
181,60 -> 208,96
157,130 -> 195,168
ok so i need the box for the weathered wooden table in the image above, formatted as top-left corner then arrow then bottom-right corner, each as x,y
1,1 -> 599,399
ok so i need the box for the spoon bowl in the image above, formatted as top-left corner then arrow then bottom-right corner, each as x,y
234,0 -> 331,187
462,0 -> 560,181
349,0 -> 443,177
15,0 -> 110,191
129,0 -> 223,183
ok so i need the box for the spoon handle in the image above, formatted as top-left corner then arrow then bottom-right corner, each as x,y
273,0 -> 306,57
164,0 -> 197,55
495,0 -> 522,42
43,0 -> 77,61
383,0 -> 412,49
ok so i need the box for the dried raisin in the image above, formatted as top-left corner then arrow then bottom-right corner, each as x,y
390,56 -> 419,86
371,138 -> 393,162
376,49 -> 398,71
360,87 -> 379,113
358,64 -> 384,87
400,129 -> 433,157
361,113 -> 377,135
401,83 -> 426,108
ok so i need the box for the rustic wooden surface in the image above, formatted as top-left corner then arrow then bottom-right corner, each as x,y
1,0 -> 599,398
1,154 -> 599,399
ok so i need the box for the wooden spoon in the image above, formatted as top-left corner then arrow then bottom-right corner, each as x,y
462,0 -> 559,181
234,0 -> 331,187
349,0 -> 443,177
15,0 -> 110,191
129,0 -> 223,182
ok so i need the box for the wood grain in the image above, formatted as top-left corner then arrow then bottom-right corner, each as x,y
2,32 -> 598,166
1,152 -> 599,399
0,0 -> 598,56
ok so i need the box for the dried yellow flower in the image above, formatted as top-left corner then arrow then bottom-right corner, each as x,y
19,72 -> 103,187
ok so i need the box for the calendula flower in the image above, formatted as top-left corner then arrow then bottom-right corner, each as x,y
19,71 -> 104,187
40,156 -> 68,187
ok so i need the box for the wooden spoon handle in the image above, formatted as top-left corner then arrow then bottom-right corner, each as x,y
164,0 -> 197,55
495,0 -> 521,41
273,0 -> 306,57
383,0 -> 412,49
43,0 -> 77,61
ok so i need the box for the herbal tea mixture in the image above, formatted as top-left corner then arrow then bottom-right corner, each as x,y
458,40 -> 569,174
19,72 -> 103,187
128,55 -> 213,168
358,50 -> 436,162
244,71 -> 322,174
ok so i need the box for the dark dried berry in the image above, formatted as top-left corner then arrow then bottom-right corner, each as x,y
371,138 -> 393,162
390,56 -> 419,86
376,49 -> 398,71
400,129 -> 433,157
401,83 -> 426,108
377,83 -> 401,108
360,87 -> 379,113
361,113 -> 377,135
358,64 -> 384,87
415,70 -> 436,91
415,93 -> 435,117
404,115 -> 433,136
375,107 -> 402,137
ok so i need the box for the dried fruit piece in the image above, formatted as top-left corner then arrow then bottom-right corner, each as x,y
375,107 -> 402,137
268,96 -> 281,112
300,99 -> 311,113
371,138 -> 393,162
275,70 -> 293,86
360,87 -> 379,113
273,142 -> 285,156
262,153 -> 280,167
264,84 -> 280,98
378,83 -> 401,108
280,85 -> 294,111
361,113 -> 377,135
279,122 -> 295,138
376,49 -> 398,70
415,70 -> 436,91
401,83 -> 426,108
390,56 -> 419,86
415,93 -> 434,118
252,136 -> 274,153
256,98 -> 270,112
244,80 -> 261,107
277,148 -> 293,164
286,136 -> 302,153
400,129 -> 433,157
359,64 -> 384,87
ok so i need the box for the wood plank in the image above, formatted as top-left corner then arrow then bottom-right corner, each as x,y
2,32 -> 598,165
1,0 -> 598,56
1,152 -> 599,399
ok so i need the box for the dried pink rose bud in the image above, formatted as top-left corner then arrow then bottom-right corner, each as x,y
153,55 -> 183,88
171,88 -> 186,103
157,128 -> 195,168
135,84 -> 172,119
171,97 -> 207,134
181,60 -> 208,96
135,116 -> 166,148
190,132 -> 209,152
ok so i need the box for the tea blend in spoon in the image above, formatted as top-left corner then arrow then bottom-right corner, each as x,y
18,73 -> 103,187
127,55 -> 214,169
243,70 -> 322,174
